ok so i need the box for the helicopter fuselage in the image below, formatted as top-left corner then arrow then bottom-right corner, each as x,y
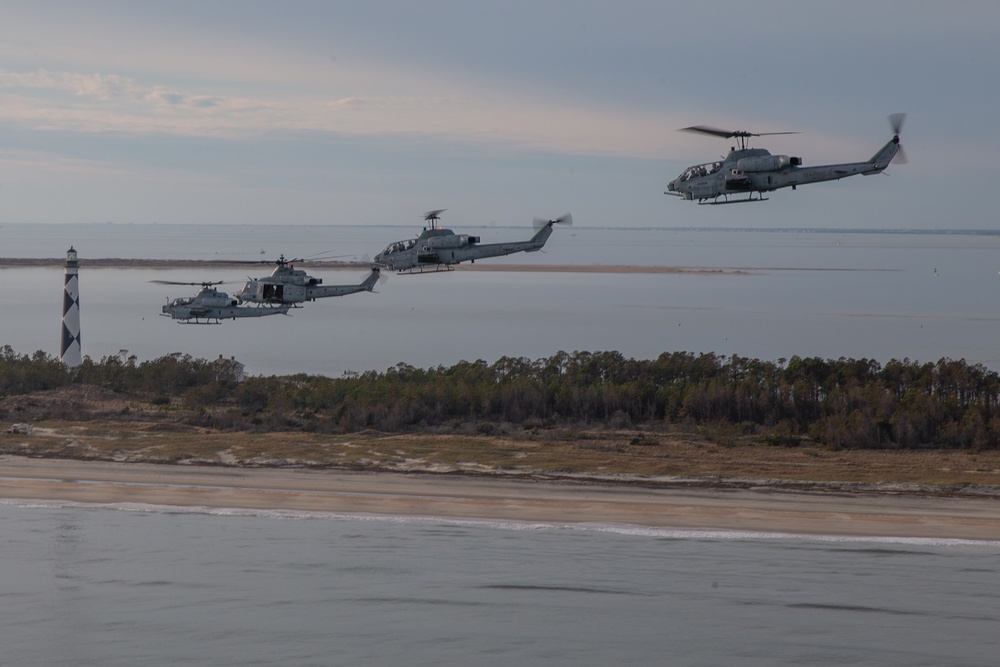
161,286 -> 290,322
666,135 -> 901,204
236,266 -> 380,304
374,223 -> 558,274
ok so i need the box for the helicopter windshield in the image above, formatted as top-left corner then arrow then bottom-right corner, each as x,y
170,297 -> 194,307
677,161 -> 723,182
382,239 -> 416,255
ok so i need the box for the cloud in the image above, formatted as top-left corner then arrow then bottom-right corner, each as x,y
144,87 -> 223,109
146,87 -> 186,106
0,69 -> 136,100
0,66 -> 691,158
2,6 -> 900,162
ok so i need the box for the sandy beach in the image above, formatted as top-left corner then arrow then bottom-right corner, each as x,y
2,456 -> 999,540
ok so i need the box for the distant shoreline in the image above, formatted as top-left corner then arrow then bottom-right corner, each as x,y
3,222 -> 1000,235
0,258 -> 372,270
0,258 -> 897,274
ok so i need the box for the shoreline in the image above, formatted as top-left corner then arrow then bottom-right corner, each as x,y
0,257 -> 895,274
3,456 -> 999,541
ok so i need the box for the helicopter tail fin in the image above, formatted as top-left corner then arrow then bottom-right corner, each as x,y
361,267 -> 381,291
528,213 -> 573,249
866,115 -> 906,173
865,136 -> 900,173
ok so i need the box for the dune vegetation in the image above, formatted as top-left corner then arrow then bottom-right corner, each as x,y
4,346 -> 1000,490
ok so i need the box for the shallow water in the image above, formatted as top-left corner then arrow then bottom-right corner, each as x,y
2,500 -> 998,666
2,224 -> 999,376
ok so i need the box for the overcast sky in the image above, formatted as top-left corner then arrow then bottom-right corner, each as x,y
1,0 -> 997,228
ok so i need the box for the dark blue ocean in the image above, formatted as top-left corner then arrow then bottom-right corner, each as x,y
2,223 -> 999,376
2,500 -> 998,666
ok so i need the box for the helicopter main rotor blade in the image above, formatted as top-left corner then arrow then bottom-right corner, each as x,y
208,251 -> 352,266
150,280 -> 227,286
680,126 -> 799,142
680,125 -> 741,140
280,250 -> 353,264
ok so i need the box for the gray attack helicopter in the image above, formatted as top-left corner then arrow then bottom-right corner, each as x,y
665,114 -> 907,204
234,255 -> 382,306
155,281 -> 290,324
374,210 -> 572,274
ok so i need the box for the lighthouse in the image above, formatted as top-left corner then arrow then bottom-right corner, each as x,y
60,246 -> 82,367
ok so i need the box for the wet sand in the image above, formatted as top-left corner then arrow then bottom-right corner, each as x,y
2,456 -> 998,540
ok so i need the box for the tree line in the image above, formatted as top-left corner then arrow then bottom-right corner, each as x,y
3,345 -> 1000,450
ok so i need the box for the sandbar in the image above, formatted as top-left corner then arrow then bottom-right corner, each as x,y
0,257 -> 890,274
2,456 -> 998,541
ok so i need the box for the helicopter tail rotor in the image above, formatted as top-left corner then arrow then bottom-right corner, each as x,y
892,145 -> 909,165
888,113 -> 908,164
889,112 -> 906,136
533,213 -> 573,230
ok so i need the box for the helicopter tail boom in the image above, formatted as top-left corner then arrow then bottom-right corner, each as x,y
361,267 -> 381,291
865,113 -> 906,172
864,135 -> 901,174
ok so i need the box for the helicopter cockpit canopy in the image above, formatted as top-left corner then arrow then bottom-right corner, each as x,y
380,238 -> 417,256
169,296 -> 194,307
676,161 -> 724,183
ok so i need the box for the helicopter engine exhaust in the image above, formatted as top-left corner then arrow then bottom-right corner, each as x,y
735,155 -> 802,172
424,234 -> 479,250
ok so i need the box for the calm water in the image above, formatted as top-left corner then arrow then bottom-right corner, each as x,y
2,500 -> 998,666
4,224 -> 1000,664
2,223 -> 1000,376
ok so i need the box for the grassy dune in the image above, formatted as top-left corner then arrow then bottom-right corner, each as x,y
5,417 -> 1000,495
3,385 -> 1000,495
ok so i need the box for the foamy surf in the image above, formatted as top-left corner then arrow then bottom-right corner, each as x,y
2,497 -> 997,548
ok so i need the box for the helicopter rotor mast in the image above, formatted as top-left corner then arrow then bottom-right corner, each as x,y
423,209 -> 446,230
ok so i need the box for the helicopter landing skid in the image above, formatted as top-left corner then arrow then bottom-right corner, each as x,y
399,264 -> 456,275
699,195 -> 769,205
